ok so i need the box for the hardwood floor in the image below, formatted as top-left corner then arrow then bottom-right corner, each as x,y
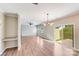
1,36 -> 79,56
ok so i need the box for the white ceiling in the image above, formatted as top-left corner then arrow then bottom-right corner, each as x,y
0,3 -> 79,25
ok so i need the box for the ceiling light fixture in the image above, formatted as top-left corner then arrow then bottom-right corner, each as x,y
43,13 -> 53,26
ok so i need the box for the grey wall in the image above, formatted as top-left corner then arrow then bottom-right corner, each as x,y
36,24 -> 54,41
22,24 -> 37,36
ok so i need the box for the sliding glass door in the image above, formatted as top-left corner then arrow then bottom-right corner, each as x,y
55,24 -> 74,48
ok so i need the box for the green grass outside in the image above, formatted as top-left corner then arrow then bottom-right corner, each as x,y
56,25 -> 73,41
63,25 -> 73,39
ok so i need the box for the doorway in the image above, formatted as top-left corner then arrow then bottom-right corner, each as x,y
54,24 -> 74,49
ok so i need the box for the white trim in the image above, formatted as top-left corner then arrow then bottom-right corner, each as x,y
73,24 -> 76,49
72,24 -> 79,51
0,46 -> 17,56
0,48 -> 6,56
5,46 -> 17,49
18,15 -> 21,50
73,48 -> 79,51
42,38 -> 55,43
3,38 -> 17,41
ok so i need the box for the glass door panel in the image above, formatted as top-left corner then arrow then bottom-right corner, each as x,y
62,25 -> 74,48
55,24 -> 74,49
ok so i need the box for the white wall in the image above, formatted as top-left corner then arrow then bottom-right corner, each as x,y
45,26 -> 54,40
51,13 -> 79,50
0,12 -> 5,55
22,24 -> 37,36
36,24 -> 54,41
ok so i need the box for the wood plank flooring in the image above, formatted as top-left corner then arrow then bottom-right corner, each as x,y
1,36 -> 79,56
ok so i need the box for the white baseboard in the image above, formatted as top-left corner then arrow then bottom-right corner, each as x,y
0,46 -> 18,56
5,45 -> 17,49
0,48 -> 6,56
73,48 -> 79,51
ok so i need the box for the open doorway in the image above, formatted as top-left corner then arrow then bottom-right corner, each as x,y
54,24 -> 74,49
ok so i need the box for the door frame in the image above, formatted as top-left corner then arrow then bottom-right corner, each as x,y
54,23 -> 75,49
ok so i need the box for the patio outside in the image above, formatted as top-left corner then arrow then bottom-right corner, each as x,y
55,25 -> 74,48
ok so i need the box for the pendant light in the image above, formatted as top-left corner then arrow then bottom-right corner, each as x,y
43,13 -> 53,26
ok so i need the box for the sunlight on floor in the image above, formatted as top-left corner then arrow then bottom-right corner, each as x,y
54,43 -> 74,56
56,39 -> 73,49
37,37 -> 44,47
